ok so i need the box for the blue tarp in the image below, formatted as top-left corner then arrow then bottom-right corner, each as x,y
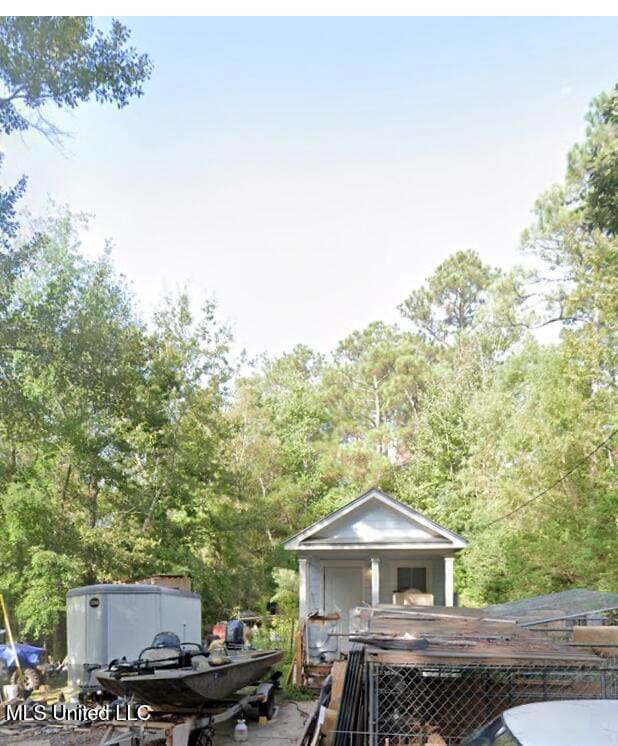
0,642 -> 46,670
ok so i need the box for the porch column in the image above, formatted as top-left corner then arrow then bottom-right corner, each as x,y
444,556 -> 454,607
298,558 -> 309,619
371,557 -> 380,606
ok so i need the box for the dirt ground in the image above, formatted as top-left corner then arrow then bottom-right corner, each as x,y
0,699 -> 314,745
213,699 -> 313,744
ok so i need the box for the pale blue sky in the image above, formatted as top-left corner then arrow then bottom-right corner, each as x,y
4,17 -> 618,357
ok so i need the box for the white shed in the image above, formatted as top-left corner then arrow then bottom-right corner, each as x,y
284,488 -> 467,655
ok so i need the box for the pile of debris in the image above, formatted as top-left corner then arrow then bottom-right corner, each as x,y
0,695 -> 100,745
303,604 -> 618,745
349,604 -> 608,663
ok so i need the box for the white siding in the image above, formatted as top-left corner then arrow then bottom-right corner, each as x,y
307,558 -> 321,612
306,558 -> 373,613
377,556 -> 446,605
306,555 -> 449,611
312,501 -> 442,543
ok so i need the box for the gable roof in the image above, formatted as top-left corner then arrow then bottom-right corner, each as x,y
283,487 -> 467,551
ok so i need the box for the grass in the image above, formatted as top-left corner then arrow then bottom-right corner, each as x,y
281,683 -> 316,701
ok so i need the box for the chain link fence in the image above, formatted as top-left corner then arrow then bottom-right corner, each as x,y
366,660 -> 618,745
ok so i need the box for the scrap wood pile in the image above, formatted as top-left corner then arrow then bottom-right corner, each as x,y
301,645 -> 367,746
289,615 -> 341,690
571,625 -> 618,658
350,604 -> 608,665
358,606 -> 616,745
301,605 -> 617,746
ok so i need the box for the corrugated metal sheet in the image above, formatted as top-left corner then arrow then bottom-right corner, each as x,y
485,589 -> 618,624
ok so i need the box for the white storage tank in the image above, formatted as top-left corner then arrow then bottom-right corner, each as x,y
67,583 -> 201,689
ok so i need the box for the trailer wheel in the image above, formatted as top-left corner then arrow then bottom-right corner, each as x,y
11,667 -> 42,690
188,724 -> 214,746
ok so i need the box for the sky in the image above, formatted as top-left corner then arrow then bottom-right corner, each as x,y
4,17 -> 618,359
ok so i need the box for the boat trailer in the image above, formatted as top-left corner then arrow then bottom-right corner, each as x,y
97,681 -> 276,746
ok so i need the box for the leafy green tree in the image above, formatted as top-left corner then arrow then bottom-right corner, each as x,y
270,568 -> 299,617
231,346 -> 332,531
460,340 -> 617,602
0,211 -> 148,643
569,84 -> 618,237
398,250 -> 500,348
522,89 -> 618,339
459,84 -> 618,603
0,154 -> 25,244
0,16 -> 152,141
326,322 -> 428,439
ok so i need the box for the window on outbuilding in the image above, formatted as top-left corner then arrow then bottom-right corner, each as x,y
396,566 -> 427,593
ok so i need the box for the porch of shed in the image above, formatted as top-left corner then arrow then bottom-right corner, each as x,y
297,549 -> 456,617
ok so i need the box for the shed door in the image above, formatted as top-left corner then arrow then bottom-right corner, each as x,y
324,566 -> 364,653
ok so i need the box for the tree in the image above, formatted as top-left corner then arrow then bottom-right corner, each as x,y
231,346 -> 332,530
0,210 -> 150,648
459,84 -> 618,603
320,322 -> 430,498
570,84 -> 618,237
327,322 -> 428,439
521,87 -> 618,338
0,16 -> 152,142
459,340 -> 617,603
398,250 -> 500,348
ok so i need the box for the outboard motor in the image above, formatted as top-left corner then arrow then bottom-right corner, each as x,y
225,620 -> 245,648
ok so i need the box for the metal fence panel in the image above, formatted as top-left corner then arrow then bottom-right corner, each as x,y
367,660 -> 618,745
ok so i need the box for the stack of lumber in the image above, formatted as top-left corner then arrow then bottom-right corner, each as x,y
571,625 -> 618,657
313,648 -> 366,746
350,605 -> 604,666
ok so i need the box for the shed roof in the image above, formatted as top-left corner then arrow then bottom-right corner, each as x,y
284,487 -> 467,551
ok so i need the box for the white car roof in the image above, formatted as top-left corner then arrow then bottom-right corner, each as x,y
504,700 -> 618,746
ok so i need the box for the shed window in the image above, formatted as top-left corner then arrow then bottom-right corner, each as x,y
396,566 -> 427,593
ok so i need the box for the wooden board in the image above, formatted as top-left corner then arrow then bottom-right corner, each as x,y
330,660 -> 347,710
289,626 -> 303,686
572,625 -> 618,656
321,707 -> 338,746
354,605 -> 603,666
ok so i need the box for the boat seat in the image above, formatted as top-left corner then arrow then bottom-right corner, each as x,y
141,646 -> 182,668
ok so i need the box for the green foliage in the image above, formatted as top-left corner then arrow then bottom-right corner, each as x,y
283,684 -> 316,701
271,568 -> 299,617
0,154 -> 26,246
0,16 -> 152,140
16,551 -> 85,640
398,250 -> 500,346
0,56 -> 615,654
570,84 -> 618,237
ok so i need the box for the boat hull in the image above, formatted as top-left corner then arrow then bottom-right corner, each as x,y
96,649 -> 283,712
